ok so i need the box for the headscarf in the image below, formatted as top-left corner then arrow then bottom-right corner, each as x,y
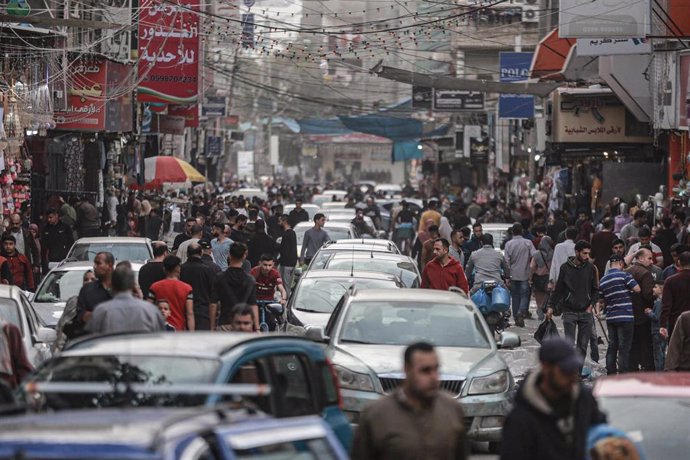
418,218 -> 435,244
534,235 -> 554,268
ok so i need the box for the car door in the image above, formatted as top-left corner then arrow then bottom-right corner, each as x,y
18,293 -> 51,366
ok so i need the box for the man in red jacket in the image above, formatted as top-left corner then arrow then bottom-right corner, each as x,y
421,238 -> 469,294
1,235 -> 34,291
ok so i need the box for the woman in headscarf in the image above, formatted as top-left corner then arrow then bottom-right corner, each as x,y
411,218 -> 435,268
530,235 -> 554,321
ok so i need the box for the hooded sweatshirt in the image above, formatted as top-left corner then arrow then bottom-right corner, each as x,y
501,369 -> 606,460
421,257 -> 469,294
212,267 -> 257,325
549,256 -> 598,313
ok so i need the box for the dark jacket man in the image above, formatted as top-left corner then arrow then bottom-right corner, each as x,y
661,266 -> 690,338
626,253 -> 656,371
549,257 -> 598,313
41,211 -> 74,270
665,310 -> 690,371
180,244 -> 218,331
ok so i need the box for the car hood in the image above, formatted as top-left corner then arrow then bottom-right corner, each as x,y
332,344 -> 497,377
32,302 -> 65,327
292,308 -> 330,329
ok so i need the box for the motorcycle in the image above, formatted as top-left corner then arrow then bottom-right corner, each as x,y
471,280 -> 511,335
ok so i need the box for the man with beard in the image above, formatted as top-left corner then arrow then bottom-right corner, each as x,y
501,338 -> 606,460
421,238 -> 469,294
211,222 -> 232,271
211,242 -> 258,331
351,342 -> 468,460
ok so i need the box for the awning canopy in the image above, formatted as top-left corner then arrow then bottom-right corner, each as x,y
530,28 -> 576,81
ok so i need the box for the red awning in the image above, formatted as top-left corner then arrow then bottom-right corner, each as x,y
530,28 -> 576,81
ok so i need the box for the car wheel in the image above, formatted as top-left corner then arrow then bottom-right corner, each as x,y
489,442 -> 501,454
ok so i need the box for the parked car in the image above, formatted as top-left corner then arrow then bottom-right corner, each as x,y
305,239 -> 401,273
287,270 -> 404,330
594,372 -> 690,459
306,288 -> 520,451
320,201 -> 348,210
294,221 -> 355,257
31,261 -> 142,328
65,237 -> 153,263
19,332 -> 352,449
0,284 -> 55,368
0,408 -> 348,460
308,252 -> 421,288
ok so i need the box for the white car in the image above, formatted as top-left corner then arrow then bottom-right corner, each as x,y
0,284 -> 55,367
374,183 -> 403,197
66,237 -> 153,264
320,202 -> 348,210
294,222 -> 355,257
32,261 -> 142,328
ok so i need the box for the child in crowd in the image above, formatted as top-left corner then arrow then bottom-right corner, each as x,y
157,300 -> 176,332
646,280 -> 666,371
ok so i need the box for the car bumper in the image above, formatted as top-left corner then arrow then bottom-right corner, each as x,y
341,388 -> 512,442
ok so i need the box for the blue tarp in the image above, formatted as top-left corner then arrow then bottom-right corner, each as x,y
298,118 -> 352,135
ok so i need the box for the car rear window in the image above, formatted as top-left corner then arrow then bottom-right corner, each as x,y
69,243 -> 151,262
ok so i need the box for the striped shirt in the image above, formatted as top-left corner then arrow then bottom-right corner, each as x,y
599,268 -> 638,323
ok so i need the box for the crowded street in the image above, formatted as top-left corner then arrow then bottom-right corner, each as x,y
1,0 -> 690,459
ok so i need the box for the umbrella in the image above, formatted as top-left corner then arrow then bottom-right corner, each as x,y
144,156 -> 205,186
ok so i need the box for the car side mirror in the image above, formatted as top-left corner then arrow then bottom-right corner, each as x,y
36,327 -> 57,343
376,230 -> 387,239
267,303 -> 284,317
497,331 -> 521,349
305,326 -> 329,343
24,291 -> 34,301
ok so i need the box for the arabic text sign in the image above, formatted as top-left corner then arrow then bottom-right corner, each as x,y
499,52 -> 534,119
433,90 -> 484,111
55,59 -> 108,131
559,0 -> 650,38
577,37 -> 651,56
138,0 -> 200,104
553,100 -> 652,143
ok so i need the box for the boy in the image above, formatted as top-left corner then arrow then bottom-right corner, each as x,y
646,280 -> 666,371
157,300 -> 176,332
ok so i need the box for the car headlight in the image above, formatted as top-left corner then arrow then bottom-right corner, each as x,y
468,370 -> 509,395
334,365 -> 375,392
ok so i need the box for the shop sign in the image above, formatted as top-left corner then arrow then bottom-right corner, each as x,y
206,136 -> 222,157
55,58 -> 133,132
137,0 -> 200,104
412,86 -> 433,109
158,115 -> 186,135
168,104 -> 199,127
224,115 -> 240,129
559,0 -> 650,38
577,37 -> 651,56
98,0 -> 132,63
433,90 -> 484,111
499,52 -> 534,119
202,96 -> 227,117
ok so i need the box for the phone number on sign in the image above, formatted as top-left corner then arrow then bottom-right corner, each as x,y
147,75 -> 198,83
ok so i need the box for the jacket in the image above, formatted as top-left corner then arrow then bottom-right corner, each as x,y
2,229 -> 40,269
3,252 -> 34,291
421,257 -> 469,294
660,269 -> 690,336
500,369 -> 606,460
549,257 -> 598,313
41,221 -> 74,265
625,263 -> 655,325
665,310 -> 690,371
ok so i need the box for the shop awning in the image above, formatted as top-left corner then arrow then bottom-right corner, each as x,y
370,62 -> 559,97
530,28 -> 576,81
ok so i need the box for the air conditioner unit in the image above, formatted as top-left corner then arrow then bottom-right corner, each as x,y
521,5 -> 538,22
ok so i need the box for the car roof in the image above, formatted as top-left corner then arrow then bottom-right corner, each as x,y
73,237 -> 151,244
479,223 -> 514,230
62,332 -> 312,358
349,288 -> 472,304
328,252 -> 413,262
294,222 -> 352,230
594,372 -> 690,398
332,239 -> 392,246
302,270 -> 400,282
0,284 -> 23,299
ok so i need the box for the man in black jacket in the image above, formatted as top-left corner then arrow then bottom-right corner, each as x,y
547,240 -> 598,368
211,242 -> 257,331
501,338 -> 606,460
41,208 -> 74,272
180,243 -> 218,331
277,214 -> 297,296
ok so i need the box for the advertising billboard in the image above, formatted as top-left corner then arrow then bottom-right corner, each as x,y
559,0 -> 651,38
499,52 -> 535,119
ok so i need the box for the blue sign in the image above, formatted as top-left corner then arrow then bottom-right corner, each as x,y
499,52 -> 535,119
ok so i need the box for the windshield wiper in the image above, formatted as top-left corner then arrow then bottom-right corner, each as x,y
340,338 -> 372,344
295,307 -> 326,313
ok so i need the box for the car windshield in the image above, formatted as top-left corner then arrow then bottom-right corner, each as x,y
35,270 -> 89,303
294,278 -> 399,313
598,396 -> 690,459
231,437 -> 339,460
485,229 -> 510,249
69,243 -> 151,262
0,298 -> 21,332
295,227 -> 350,245
339,301 -> 491,348
29,355 -> 221,409
326,259 -> 419,287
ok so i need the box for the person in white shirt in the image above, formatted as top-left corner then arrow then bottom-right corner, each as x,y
549,226 -> 578,290
625,227 -> 664,268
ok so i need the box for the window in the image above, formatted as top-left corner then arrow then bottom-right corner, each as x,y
35,270 -> 89,303
69,243 -> 151,262
271,354 -> 315,417
0,298 -> 22,334
231,437 -> 339,460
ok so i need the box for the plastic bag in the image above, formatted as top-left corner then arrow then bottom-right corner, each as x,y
471,289 -> 490,310
534,319 -> 560,344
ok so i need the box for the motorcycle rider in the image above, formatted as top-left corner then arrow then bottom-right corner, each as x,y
351,208 -> 376,238
465,233 -> 510,293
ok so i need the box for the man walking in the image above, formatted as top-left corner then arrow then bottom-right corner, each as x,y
660,251 -> 690,340
418,200 -> 442,232
211,222 -> 232,271
504,223 -> 534,326
547,241 -> 598,366
419,225 -> 441,269
74,252 -> 114,331
3,213 -> 40,277
590,218 -> 617,278
421,239 -> 469,294
138,241 -> 167,299
199,238 -> 221,273
172,217 -> 196,253
604,238 -> 627,274
1,235 -> 34,291
620,209 -> 647,248
351,342 -> 468,460
86,265 -> 165,334
548,227 -> 577,290
626,227 -> 663,268
40,208 -> 74,272
277,214 -> 297,296
287,198 -> 309,228
300,213 -> 330,266
148,255 -> 195,331
176,224 -> 202,263
211,242 -> 258,331
599,255 -> 640,374
625,248 -> 656,371
181,243 -> 219,331
501,338 -> 606,460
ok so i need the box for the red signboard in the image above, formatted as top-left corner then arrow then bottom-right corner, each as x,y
168,104 -> 199,127
137,0 -> 200,104
54,59 -> 107,131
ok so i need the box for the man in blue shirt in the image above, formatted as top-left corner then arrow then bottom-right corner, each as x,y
599,254 -> 640,374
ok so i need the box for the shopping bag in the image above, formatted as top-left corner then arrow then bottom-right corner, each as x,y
534,318 -> 560,344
